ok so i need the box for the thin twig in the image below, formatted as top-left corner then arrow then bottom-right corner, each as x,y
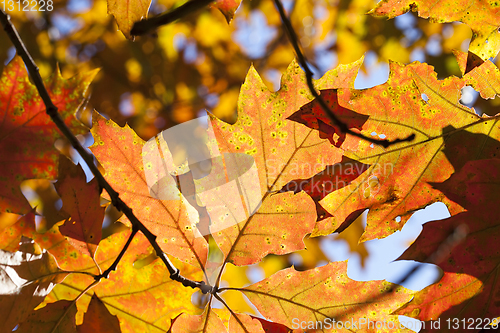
131,0 -> 213,36
96,225 -> 139,280
0,9 -> 213,295
273,0 -> 415,148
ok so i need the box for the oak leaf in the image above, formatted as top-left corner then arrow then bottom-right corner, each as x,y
395,158 -> 500,324
369,0 -> 500,61
0,56 -> 97,215
238,261 -> 413,332
16,300 -> 78,333
108,0 -> 151,39
77,294 -> 121,333
208,60 -> 364,266
55,156 -> 105,259
318,59 -> 500,241
90,112 -> 208,269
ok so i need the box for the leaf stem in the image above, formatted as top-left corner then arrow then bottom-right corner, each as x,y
0,9 -> 212,294
131,0 -> 213,36
273,0 -> 415,148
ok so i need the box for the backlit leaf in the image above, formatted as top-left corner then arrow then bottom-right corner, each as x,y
108,0 -> 151,39
209,60 -> 361,266
239,261 -> 413,332
77,294 -> 121,333
0,57 -> 97,214
395,158 -> 500,323
320,58 -> 500,241
90,112 -> 208,269
369,0 -> 500,61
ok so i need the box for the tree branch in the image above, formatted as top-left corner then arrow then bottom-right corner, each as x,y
273,0 -> 415,148
0,9 -> 213,295
131,0 -> 213,36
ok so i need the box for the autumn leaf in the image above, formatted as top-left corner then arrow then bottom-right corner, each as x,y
288,90 -> 369,148
108,0 -> 151,39
394,158 -> 500,324
369,0 -> 500,61
90,112 -> 208,269
0,56 -> 97,215
318,58 -> 500,241
0,212 -> 97,273
463,57 -> 500,100
235,261 -> 413,332
55,156 -> 106,259
0,237 -> 68,332
77,294 -> 121,333
207,60 -> 367,266
16,300 -> 78,333
169,309 -> 229,333
249,316 -> 291,333
212,0 -> 242,23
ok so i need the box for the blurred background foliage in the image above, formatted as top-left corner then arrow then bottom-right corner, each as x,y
1,0 -> 490,313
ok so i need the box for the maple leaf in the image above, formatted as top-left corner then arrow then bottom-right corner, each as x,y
90,112 -> 208,269
77,294 -> 121,333
369,0 -> 500,61
212,0 -> 242,23
207,60 -> 368,266
0,237 -> 68,332
108,0 -> 151,39
0,56 -> 97,215
55,156 -> 106,259
318,58 -> 500,241
16,300 -> 78,333
394,158 -> 500,324
233,261 -> 413,332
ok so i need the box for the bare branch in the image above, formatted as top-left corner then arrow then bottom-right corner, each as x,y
0,9 -> 213,295
131,0 -> 213,36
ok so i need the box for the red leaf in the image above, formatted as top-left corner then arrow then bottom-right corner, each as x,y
0,56 -> 97,214
395,159 -> 500,322
288,89 -> 368,148
77,294 -> 121,333
55,156 -> 105,259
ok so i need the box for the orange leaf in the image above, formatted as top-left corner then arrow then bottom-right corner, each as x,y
395,159 -> 500,322
369,0 -> 500,60
107,0 -> 151,39
212,0 -> 242,23
209,60 -> 361,265
90,112 -> 208,269
0,56 -> 97,214
320,59 -> 500,241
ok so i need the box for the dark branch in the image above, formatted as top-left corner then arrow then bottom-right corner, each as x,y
131,0 -> 213,36
273,0 -> 415,148
0,9 -> 212,294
